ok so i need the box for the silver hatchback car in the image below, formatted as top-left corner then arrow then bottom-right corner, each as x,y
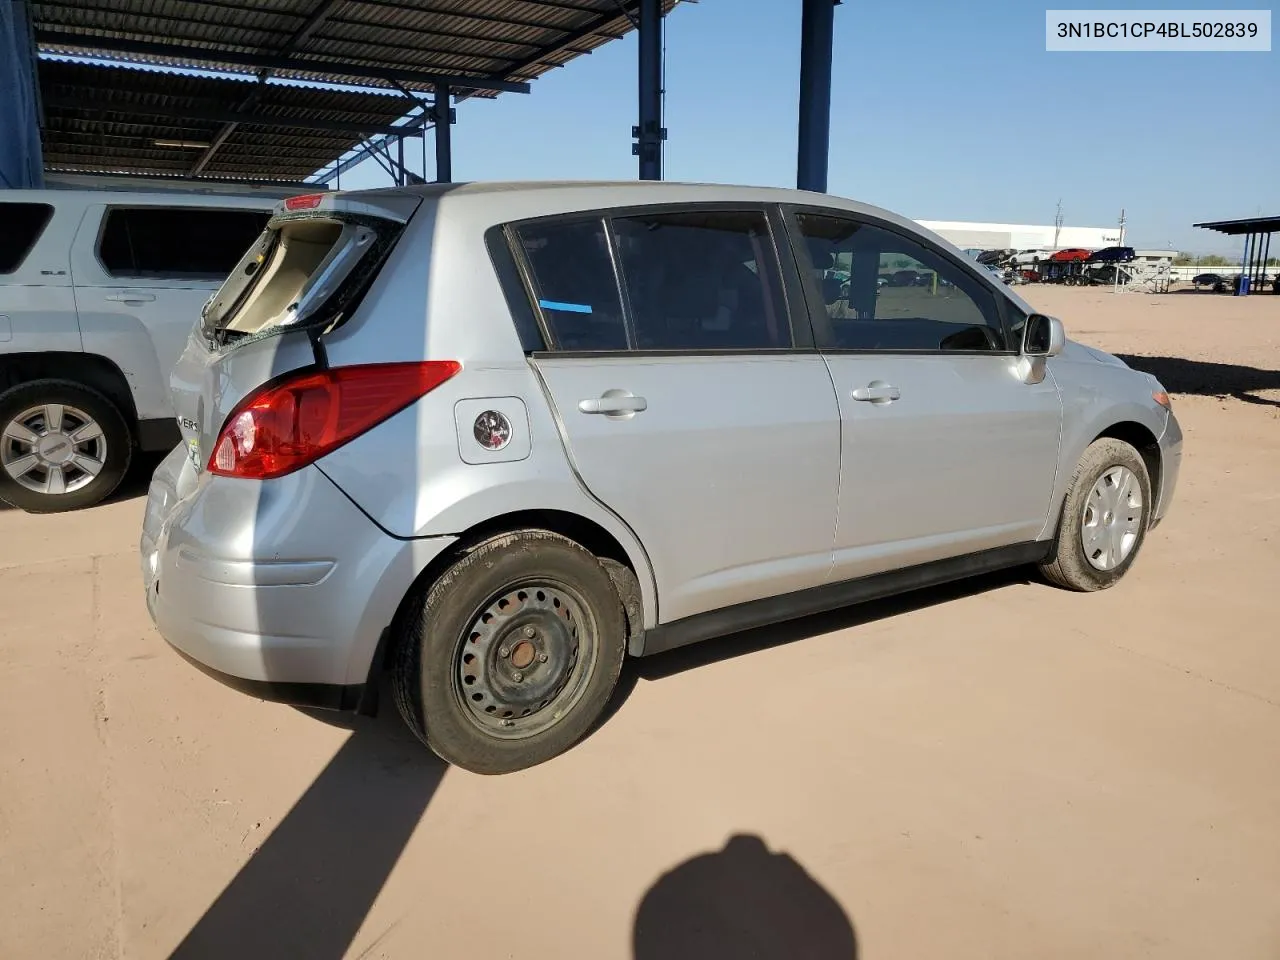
141,182 -> 1182,774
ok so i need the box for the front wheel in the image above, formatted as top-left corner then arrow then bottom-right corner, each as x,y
1040,438 -> 1152,591
0,380 -> 132,513
393,530 -> 627,774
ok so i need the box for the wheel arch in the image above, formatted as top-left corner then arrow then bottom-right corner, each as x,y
0,352 -> 139,431
378,507 -> 657,685
1092,419 -> 1162,503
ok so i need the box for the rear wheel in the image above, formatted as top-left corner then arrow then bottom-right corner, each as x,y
0,380 -> 132,513
393,529 -> 626,774
1040,438 -> 1152,591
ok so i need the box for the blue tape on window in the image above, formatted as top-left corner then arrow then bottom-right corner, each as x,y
538,299 -> 593,314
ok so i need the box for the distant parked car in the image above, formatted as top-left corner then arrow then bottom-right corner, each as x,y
1089,246 -> 1136,263
976,249 -> 1013,266
1050,248 -> 1092,262
1191,272 -> 1228,291
1012,250 -> 1052,265
140,180 -> 1183,774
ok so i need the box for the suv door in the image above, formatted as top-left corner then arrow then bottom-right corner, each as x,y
69,204 -> 270,423
512,206 -> 841,624
786,207 -> 1062,582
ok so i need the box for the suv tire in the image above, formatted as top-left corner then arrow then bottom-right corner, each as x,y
394,529 -> 626,774
1040,438 -> 1152,592
0,380 -> 132,513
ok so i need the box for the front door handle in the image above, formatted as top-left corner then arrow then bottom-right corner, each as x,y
104,291 -> 156,303
578,393 -> 648,416
851,382 -> 901,403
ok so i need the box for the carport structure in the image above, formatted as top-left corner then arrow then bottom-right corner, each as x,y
1193,215 -> 1280,295
1,0 -> 843,192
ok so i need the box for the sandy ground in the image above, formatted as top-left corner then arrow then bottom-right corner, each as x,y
1,286 -> 1278,960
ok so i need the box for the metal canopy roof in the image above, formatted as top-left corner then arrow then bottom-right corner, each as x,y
33,1 -> 675,96
39,58 -> 416,181
31,0 -> 677,181
1194,216 -> 1280,236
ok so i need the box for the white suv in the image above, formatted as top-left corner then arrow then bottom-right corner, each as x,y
0,189 -> 278,512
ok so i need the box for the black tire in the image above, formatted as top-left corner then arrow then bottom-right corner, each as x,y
0,380 -> 132,513
1040,438 -> 1152,592
393,529 -> 627,774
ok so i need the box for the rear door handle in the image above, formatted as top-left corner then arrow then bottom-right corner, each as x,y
851,383 -> 901,403
578,394 -> 648,415
104,291 -> 156,303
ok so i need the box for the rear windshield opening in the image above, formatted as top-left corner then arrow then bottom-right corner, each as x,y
203,209 -> 403,348
208,218 -> 347,336
227,220 -> 345,335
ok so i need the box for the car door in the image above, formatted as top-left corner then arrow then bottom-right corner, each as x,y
786,207 -> 1062,583
69,203 -> 271,422
515,206 -> 841,624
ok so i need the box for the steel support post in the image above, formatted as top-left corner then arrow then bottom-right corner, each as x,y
434,83 -> 452,183
635,0 -> 663,181
797,0 -> 837,193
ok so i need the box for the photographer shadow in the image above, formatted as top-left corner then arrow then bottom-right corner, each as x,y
634,834 -> 858,960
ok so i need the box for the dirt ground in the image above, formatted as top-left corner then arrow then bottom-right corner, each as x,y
1,285 -> 1278,960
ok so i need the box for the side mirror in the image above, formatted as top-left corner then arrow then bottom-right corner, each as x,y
1023,313 -> 1065,357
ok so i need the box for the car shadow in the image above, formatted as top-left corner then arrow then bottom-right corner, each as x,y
168,680 -> 447,960
1116,354 -> 1280,408
601,567 -> 1031,726
633,833 -> 858,959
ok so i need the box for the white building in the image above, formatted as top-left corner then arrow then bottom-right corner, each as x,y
915,220 -> 1121,251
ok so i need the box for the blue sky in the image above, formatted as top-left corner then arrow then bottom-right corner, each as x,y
330,0 -> 1274,253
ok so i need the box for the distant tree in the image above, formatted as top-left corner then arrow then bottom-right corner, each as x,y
1173,253 -> 1195,265
1199,254 -> 1231,267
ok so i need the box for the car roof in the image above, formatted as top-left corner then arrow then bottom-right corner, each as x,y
333,179 -> 931,241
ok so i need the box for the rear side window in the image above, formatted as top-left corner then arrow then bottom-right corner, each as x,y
515,219 -> 628,351
513,207 -> 790,352
0,202 -> 54,274
98,207 -> 270,280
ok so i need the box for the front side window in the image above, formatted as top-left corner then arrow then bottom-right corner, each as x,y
611,210 -> 789,350
795,212 -> 1008,352
0,202 -> 54,274
98,207 -> 271,280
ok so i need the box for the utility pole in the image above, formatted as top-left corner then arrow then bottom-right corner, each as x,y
1117,208 -> 1127,247
1053,198 -> 1063,249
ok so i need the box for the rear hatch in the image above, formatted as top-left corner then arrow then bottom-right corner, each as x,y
168,190 -> 422,474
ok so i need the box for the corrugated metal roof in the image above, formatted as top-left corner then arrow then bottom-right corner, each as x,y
32,0 -> 677,93
32,0 -> 677,181
39,58 -> 418,181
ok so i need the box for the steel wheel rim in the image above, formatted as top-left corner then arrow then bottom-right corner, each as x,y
1,404 -> 108,495
1080,465 -> 1143,571
454,579 -> 599,740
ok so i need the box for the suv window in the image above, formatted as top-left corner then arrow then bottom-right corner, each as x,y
795,213 -> 1007,352
98,207 -> 271,280
612,210 -> 789,350
0,202 -> 55,274
515,218 -> 628,351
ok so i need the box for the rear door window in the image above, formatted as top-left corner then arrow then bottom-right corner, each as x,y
514,219 -> 628,351
513,207 -> 791,352
611,210 -> 790,350
98,207 -> 270,280
0,202 -> 55,274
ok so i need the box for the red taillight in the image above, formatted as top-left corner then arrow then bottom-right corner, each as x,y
208,361 -> 461,480
284,193 -> 325,210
